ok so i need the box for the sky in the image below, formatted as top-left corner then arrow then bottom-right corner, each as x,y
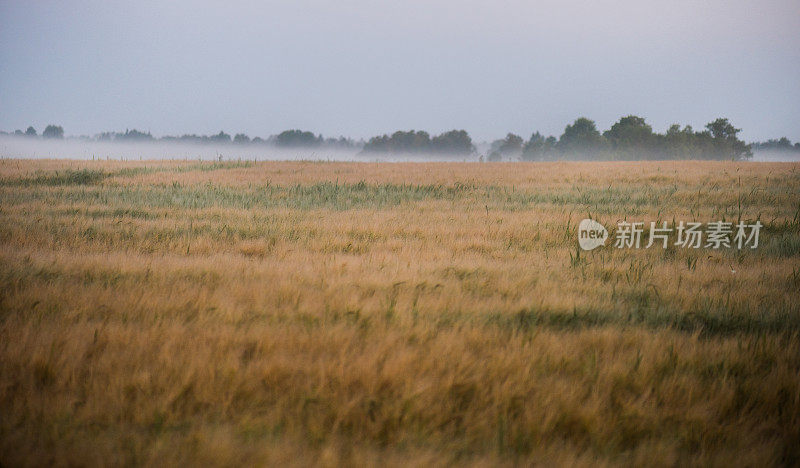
1,0 -> 799,143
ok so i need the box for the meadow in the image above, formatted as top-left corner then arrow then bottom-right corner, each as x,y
0,159 -> 799,466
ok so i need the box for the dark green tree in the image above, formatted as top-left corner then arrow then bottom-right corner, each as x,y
604,115 -> 658,158
663,124 -> 697,159
117,129 -> 153,141
233,133 -> 251,144
362,129 -> 473,155
210,131 -> 231,143
275,130 -> 320,147
752,137 -> 798,152
362,130 -> 429,153
499,133 -> 524,154
705,118 -> 751,160
522,132 -> 557,160
558,118 -> 605,157
392,130 -> 431,152
430,130 -> 474,154
42,125 -> 64,139
488,133 -> 523,160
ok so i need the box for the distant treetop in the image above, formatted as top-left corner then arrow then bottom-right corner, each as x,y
42,125 -> 64,139
362,129 -> 474,155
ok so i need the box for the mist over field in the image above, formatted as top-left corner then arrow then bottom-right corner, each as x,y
0,136 -> 495,162
0,135 -> 358,162
750,150 -> 800,162
3,135 -> 798,162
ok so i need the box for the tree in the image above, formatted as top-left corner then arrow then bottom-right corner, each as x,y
774,137 -> 792,150
499,133 -> 523,154
705,118 -> 751,160
117,129 -> 153,141
663,124 -> 697,159
430,130 -> 474,154
324,136 -> 357,149
558,118 -> 604,156
362,134 -> 391,152
603,115 -> 657,158
522,132 -> 557,160
25,126 -> 37,137
275,130 -> 320,147
488,133 -> 523,160
751,137 -> 798,152
210,131 -> 231,143
362,130 -> 428,153
233,133 -> 251,144
706,118 -> 737,140
361,129 -> 473,154
42,125 -> 64,139
392,130 -> 430,152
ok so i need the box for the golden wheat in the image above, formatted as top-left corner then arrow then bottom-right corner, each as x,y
1,159 -> 798,466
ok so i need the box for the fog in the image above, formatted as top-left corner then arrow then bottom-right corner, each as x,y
749,151 -> 800,162
3,136 -> 797,163
0,136 -> 482,163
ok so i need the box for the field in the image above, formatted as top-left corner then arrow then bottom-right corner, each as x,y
1,159 -> 799,466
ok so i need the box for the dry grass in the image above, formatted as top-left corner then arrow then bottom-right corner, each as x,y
1,159 -> 799,466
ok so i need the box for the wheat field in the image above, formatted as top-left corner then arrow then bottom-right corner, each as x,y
0,159 -> 799,466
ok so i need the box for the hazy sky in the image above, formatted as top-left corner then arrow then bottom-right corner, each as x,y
1,0 -> 798,142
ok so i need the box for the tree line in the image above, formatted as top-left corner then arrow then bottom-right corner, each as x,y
487,116 -> 755,161
4,124 -> 66,139
4,116 -> 797,160
2,127 -> 361,150
357,116 -> 757,160
360,130 -> 474,154
751,137 -> 800,153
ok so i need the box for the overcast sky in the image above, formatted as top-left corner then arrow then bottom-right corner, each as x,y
1,0 -> 798,142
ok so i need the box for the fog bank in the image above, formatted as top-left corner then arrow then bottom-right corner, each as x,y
0,136 -> 481,163
2,136 -> 796,163
749,150 -> 800,162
